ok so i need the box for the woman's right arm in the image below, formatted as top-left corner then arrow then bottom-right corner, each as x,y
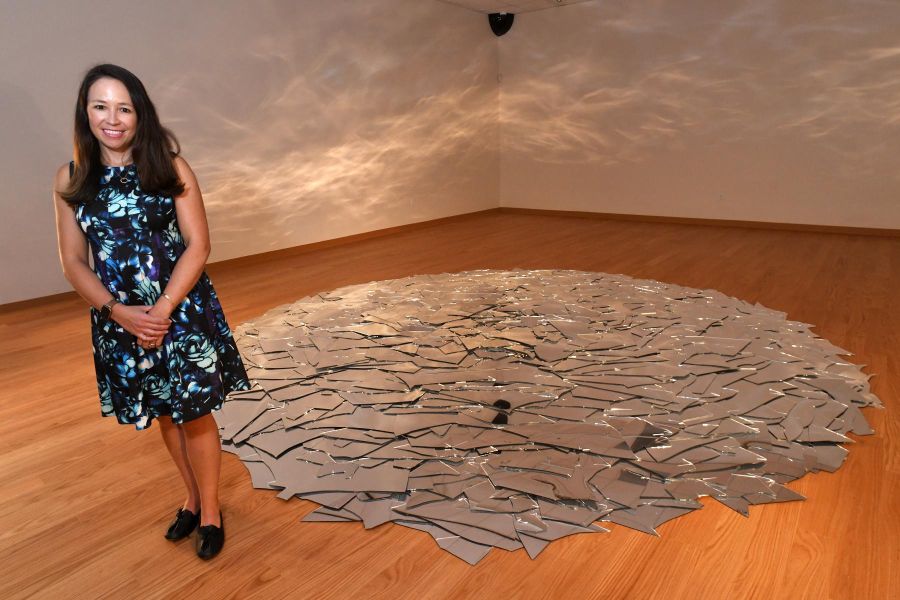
52,164 -> 170,341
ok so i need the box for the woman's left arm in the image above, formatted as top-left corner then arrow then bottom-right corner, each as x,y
148,156 -> 212,322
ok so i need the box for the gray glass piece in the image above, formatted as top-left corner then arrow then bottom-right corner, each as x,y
242,460 -> 278,490
518,533 -> 552,559
296,492 -> 357,510
301,509 -> 357,523
397,520 -> 493,565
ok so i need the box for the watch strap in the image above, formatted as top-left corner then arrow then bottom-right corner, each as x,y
100,298 -> 119,320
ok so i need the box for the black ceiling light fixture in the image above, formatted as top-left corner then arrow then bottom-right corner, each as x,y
488,12 -> 514,37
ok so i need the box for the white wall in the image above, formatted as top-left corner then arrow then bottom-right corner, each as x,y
6,0 -> 898,305
498,0 -> 900,229
0,0 -> 498,304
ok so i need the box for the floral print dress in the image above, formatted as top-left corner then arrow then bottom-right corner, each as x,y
75,163 -> 251,430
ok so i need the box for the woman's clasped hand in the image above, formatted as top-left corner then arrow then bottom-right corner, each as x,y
110,303 -> 172,349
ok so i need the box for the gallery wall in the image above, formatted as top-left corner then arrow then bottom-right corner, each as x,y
0,0 -> 498,304
498,0 -> 900,229
6,0 -> 899,305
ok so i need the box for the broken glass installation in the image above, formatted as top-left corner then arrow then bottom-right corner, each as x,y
218,270 -> 881,564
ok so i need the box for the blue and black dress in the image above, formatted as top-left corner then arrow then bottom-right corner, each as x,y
75,163 -> 251,429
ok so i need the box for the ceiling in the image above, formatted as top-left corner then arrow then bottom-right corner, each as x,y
436,0 -> 596,15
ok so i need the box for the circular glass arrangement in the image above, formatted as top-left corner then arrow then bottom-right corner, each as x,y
217,269 -> 880,564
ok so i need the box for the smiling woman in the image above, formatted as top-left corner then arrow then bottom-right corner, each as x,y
86,79 -> 137,154
51,63 -> 251,561
60,64 -> 184,207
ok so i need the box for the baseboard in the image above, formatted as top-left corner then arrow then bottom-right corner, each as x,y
497,207 -> 900,238
6,205 -> 896,312
218,208 -> 501,270
0,208 -> 501,313
0,290 -> 82,316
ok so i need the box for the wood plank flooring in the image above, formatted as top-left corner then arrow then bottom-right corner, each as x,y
1,212 -> 897,600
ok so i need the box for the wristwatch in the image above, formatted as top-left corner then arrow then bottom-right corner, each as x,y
100,297 -> 120,320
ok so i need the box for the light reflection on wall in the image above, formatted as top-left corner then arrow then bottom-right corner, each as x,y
0,0 -> 499,303
156,2 -> 499,261
499,0 -> 900,227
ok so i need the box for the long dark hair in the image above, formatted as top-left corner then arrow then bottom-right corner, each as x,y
61,64 -> 185,206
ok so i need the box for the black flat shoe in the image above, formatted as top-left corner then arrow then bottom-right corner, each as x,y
165,507 -> 200,541
196,512 -> 224,560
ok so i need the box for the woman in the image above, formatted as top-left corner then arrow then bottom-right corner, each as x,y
52,64 -> 251,560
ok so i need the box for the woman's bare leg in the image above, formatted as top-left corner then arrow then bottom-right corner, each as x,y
181,413 -> 222,527
157,415 -> 201,512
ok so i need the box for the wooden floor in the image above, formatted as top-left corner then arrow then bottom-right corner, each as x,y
1,212 -> 897,600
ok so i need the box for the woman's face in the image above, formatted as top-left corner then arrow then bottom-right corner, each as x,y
86,77 -> 137,160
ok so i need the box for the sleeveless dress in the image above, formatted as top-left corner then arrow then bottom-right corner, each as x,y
75,163 -> 251,430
